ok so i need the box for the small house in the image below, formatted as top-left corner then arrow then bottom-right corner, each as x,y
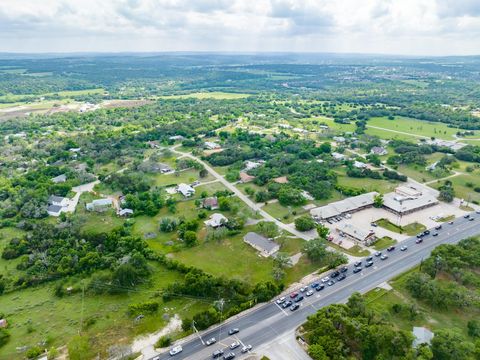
370,146 -> 388,156
202,197 -> 219,210
332,152 -> 347,161
204,141 -> 220,150
86,198 -> 113,212
353,160 -> 367,169
51,174 -> 67,183
118,208 -> 134,217
47,204 -> 64,217
243,232 -> 279,257
204,213 -> 228,228
48,195 -> 69,208
177,183 -> 195,197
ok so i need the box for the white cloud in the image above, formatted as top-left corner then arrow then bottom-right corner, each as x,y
0,0 -> 479,54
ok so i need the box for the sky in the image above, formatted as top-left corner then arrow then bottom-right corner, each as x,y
1,0 -> 479,55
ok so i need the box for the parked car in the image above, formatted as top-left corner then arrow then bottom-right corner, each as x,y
354,261 -> 362,267
435,225 -> 442,230
290,303 -> 300,311
282,300 -> 293,308
331,270 -> 340,278
337,274 -> 347,281
423,230 -> 430,235
470,217 -> 475,221
223,352 -> 235,360
228,328 -> 240,335
276,296 -> 286,304
365,261 -> 373,267
400,245 -> 408,251
387,246 -> 396,252
212,349 -> 224,358
416,234 -> 423,238
449,221 -> 454,224
300,286 -> 308,292
311,282 -> 320,289
374,251 -> 382,257
241,345 -> 252,353
289,292 -> 298,298
206,338 -> 217,346
295,295 -> 304,302
230,341 -> 240,350
316,284 -> 325,291
464,214 -> 470,219
306,290 -> 314,297
353,267 -> 362,273
327,280 -> 335,286
371,222 -> 378,227
321,276 -> 330,283
365,256 -> 373,262
381,254 -> 389,260
432,232 -> 438,236
169,345 -> 183,356
340,266 -> 348,273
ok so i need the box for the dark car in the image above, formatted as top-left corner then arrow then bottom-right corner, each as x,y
282,300 -> 293,308
212,349 -> 224,358
365,256 -> 373,262
311,282 -> 320,289
423,230 -> 430,235
464,214 -> 470,219
416,238 -> 423,244
330,270 -> 340,278
470,217 -> 475,221
353,267 -> 362,273
228,328 -> 239,335
315,284 -> 325,291
340,266 -> 348,273
416,234 -> 423,238
375,251 -> 382,257
223,352 -> 235,360
294,295 -> 304,302
387,246 -> 396,252
432,232 -> 438,236
365,261 -> 374,267
337,274 -> 347,281
435,225 -> 442,230
354,261 -> 362,267
290,303 -> 300,311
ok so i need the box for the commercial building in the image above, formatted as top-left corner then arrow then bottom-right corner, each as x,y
243,232 -> 280,257
336,223 -> 377,245
382,192 -> 438,216
310,192 -> 378,221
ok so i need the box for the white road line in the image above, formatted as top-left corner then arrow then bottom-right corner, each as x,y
274,302 -> 290,316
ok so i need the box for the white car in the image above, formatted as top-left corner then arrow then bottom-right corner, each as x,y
400,245 -> 408,251
306,290 -> 314,297
205,337 -> 216,346
169,345 -> 183,356
300,286 -> 308,292
241,344 -> 253,353
230,341 -> 240,350
321,276 -> 330,283
276,296 -> 286,304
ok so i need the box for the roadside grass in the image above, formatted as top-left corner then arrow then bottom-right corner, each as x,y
149,169 -> 214,187
367,116 -> 460,140
430,173 -> 480,204
0,262 -> 207,358
159,92 -> 251,100
375,218 -> 426,236
236,182 -> 266,196
328,242 -> 371,257
336,172 -> 399,194
372,236 -> 397,251
437,215 -> 455,222
262,201 -> 308,222
301,116 -> 356,133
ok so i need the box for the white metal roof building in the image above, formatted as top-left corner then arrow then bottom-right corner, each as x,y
310,192 -> 378,220
383,192 -> 438,215
337,223 -> 377,245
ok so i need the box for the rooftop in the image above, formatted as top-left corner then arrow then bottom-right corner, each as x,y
337,223 -> 375,241
243,232 -> 279,254
310,192 -> 378,219
383,192 -> 438,214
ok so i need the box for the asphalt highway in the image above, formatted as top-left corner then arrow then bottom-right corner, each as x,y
156,213 -> 480,360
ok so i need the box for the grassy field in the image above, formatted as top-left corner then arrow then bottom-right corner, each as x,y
335,168 -> 399,194
149,169 -> 215,187
396,153 -> 450,183
375,218 -> 426,236
431,173 -> 480,204
262,201 -> 308,222
159,92 -> 251,100
0,88 -> 104,103
328,242 -> 371,257
300,116 -> 357,133
367,116 -> 460,140
0,262 -> 207,358
372,236 -> 397,250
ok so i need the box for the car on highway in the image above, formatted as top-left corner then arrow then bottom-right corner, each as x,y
300,286 -> 308,292
365,260 -> 373,267
423,230 -> 430,235
337,274 -> 347,281
295,295 -> 304,302
432,232 -> 438,236
316,284 -> 325,291
169,345 -> 183,356
400,245 -> 408,251
276,296 -> 286,304
365,256 -> 373,262
381,254 -> 389,260
327,280 -> 335,286
223,352 -> 236,360
330,270 -> 340,278
476,210 -> 480,214
340,266 -> 348,273
230,341 -> 240,350
354,261 -> 362,267
449,221 -> 454,224
282,300 -> 293,308
321,276 -> 330,283
464,214 -> 470,219
435,225 -> 442,230
306,290 -> 314,297
241,345 -> 253,353
228,328 -> 240,335
353,267 -> 362,273
470,217 -> 475,221
416,234 -> 423,238
290,303 -> 300,311
375,251 -> 382,257
206,337 -> 217,346
311,282 -> 320,289
212,349 -> 224,358
387,246 -> 396,252
289,292 -> 298,298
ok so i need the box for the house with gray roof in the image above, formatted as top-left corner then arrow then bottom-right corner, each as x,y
337,223 -> 377,245
51,174 -> 67,183
413,327 -> 434,348
47,204 -> 64,217
48,195 -> 70,207
243,232 -> 280,257
86,198 -> 113,212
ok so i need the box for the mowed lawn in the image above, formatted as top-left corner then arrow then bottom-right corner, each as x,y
336,173 -> 399,194
431,173 -> 480,203
367,116 -> 460,140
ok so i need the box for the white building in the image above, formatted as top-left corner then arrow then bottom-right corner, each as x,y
310,192 -> 378,221
337,223 -> 377,245
204,213 -> 228,228
177,183 -> 195,197
332,152 -> 347,161
47,195 -> 70,217
204,141 -> 221,150
353,160 -> 367,169
86,198 -> 113,212
51,174 -> 67,183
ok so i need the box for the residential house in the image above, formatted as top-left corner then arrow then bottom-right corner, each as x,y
332,152 -> 347,161
47,205 -> 64,217
204,141 -> 221,150
169,135 -> 184,141
86,198 -> 113,212
51,174 -> 67,183
333,136 -> 346,143
49,195 -> 69,207
239,172 -> 255,183
204,213 -> 228,228
202,197 -> 219,210
412,327 -> 434,348
370,146 -> 388,156
146,140 -> 161,149
244,160 -> 263,171
177,183 -> 195,197
118,208 -> 134,217
353,160 -> 367,169
243,232 -> 280,257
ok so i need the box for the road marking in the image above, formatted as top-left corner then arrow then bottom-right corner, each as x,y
274,302 -> 290,316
